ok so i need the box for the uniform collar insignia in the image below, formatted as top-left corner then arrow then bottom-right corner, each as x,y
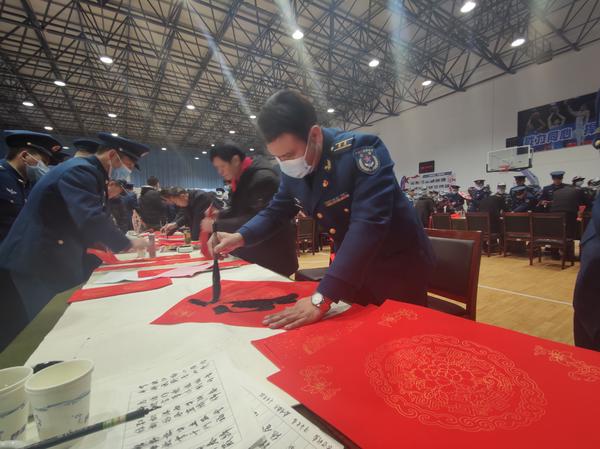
331,137 -> 355,153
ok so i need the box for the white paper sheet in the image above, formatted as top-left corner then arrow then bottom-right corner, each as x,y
121,356 -> 260,449
242,384 -> 342,449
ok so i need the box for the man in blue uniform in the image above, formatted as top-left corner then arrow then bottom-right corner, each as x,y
0,131 -> 64,242
445,185 -> 464,213
538,171 -> 566,211
211,89 -> 434,330
467,179 -> 490,212
511,185 -> 536,212
73,138 -> 100,157
574,192 -> 600,351
0,133 -> 150,350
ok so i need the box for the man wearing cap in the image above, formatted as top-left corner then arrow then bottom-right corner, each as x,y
511,186 -> 535,212
467,179 -> 490,212
0,130 -> 63,242
538,171 -> 566,211
445,185 -> 464,213
494,183 -> 510,210
73,138 -> 101,158
0,132 -> 150,350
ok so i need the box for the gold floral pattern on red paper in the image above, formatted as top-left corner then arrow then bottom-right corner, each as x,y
377,308 -> 418,327
300,365 -> 340,400
302,322 -> 364,355
533,346 -> 600,382
365,334 -> 546,432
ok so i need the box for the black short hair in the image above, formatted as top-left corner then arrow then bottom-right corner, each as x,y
147,176 -> 160,187
257,89 -> 317,143
161,187 -> 187,197
6,146 -> 44,161
209,144 -> 246,163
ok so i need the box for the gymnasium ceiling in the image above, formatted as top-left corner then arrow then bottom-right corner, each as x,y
0,0 -> 599,152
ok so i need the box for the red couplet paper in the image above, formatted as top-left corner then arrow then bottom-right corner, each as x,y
252,304 -> 377,369
268,300 -> 600,449
137,260 -> 251,278
152,280 -> 318,328
68,278 -> 173,303
86,248 -> 120,264
94,256 -> 211,272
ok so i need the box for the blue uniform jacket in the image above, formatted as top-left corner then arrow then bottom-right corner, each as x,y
0,159 -> 30,243
239,128 -> 434,305
574,194 -> 600,339
0,156 -> 131,319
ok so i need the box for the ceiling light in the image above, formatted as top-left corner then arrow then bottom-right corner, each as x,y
460,1 -> 477,13
202,151 -> 207,155
327,108 -> 335,113
292,29 -> 304,40
422,80 -> 433,87
249,115 -> 256,119
229,130 -> 236,134
22,101 -> 34,107
107,113 -> 117,118
368,59 -> 380,68
44,126 -> 53,131
63,146 -> 69,150
54,80 -> 66,87
111,132 -> 118,137
211,144 -> 215,147
100,55 -> 114,64
511,37 -> 526,47
161,147 -> 167,151
186,104 -> 195,110
249,148 -> 255,152
194,156 -> 199,160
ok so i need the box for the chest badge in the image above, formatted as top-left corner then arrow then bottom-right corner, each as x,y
354,147 -> 380,175
324,192 -> 350,207
5,187 -> 17,195
323,159 -> 332,172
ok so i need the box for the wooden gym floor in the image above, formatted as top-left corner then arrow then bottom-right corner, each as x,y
298,248 -> 577,345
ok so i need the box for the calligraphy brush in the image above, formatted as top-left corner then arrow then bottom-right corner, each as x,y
22,407 -> 157,449
212,222 -> 221,303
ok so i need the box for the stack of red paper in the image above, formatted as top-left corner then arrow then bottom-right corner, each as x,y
253,300 -> 600,448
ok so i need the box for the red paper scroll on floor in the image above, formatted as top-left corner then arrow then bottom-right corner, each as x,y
137,260 -> 251,278
152,280 -> 317,328
100,254 -> 191,266
266,300 -> 600,449
94,256 -> 211,272
86,248 -> 120,264
68,278 -> 173,303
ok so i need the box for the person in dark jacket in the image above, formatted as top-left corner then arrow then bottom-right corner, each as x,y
202,143 -> 298,277
138,176 -> 167,230
413,191 -> 435,227
107,179 -> 130,232
161,188 -> 215,240
479,193 -> 507,233
551,184 -> 588,239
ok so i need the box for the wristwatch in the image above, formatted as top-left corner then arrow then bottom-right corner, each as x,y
311,292 -> 330,309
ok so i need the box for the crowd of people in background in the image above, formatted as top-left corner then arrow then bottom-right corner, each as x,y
407,170 -> 600,240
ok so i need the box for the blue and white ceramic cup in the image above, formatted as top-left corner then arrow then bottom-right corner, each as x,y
25,360 -> 93,448
0,366 -> 33,441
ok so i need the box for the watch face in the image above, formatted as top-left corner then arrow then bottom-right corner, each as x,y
311,293 -> 323,307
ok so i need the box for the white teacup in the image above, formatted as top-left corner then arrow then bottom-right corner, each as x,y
25,360 -> 93,446
0,366 -> 33,441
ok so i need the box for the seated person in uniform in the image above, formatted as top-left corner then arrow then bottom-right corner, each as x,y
211,90 -> 434,330
202,144 -> 298,277
161,187 -> 216,241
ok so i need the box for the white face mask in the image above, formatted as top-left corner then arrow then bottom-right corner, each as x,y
575,181 -> 584,187
109,152 -> 132,181
276,144 -> 314,179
